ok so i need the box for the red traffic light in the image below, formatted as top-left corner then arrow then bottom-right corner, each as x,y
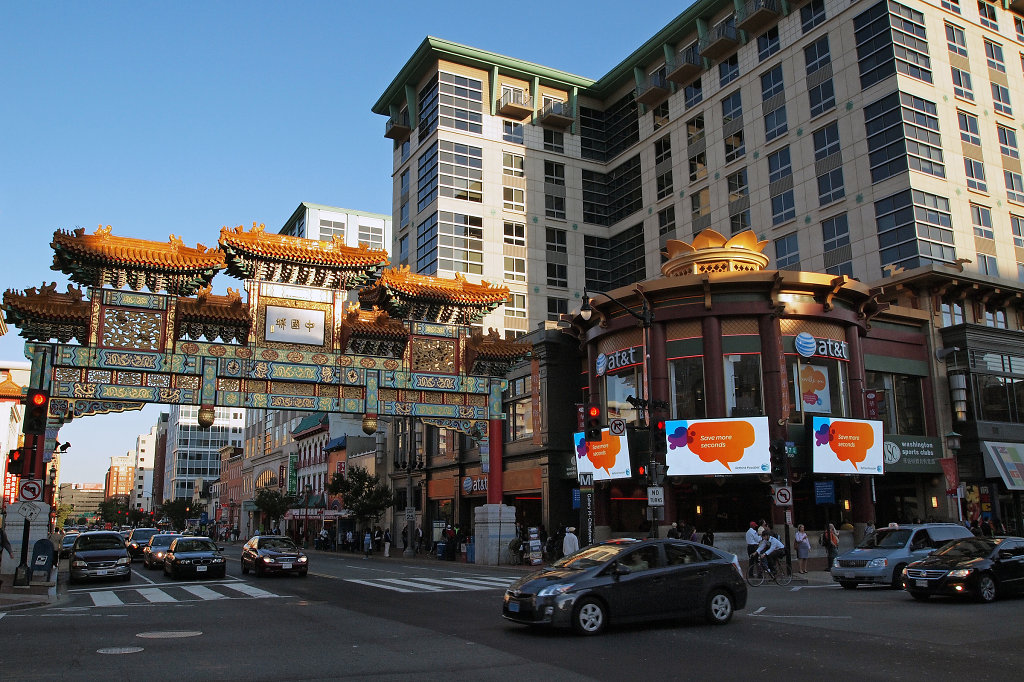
637,465 -> 647,476
587,405 -> 600,419
30,392 -> 47,407
654,420 -> 665,431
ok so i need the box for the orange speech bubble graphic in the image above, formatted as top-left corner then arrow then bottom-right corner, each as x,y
828,421 -> 874,469
686,420 -> 756,471
587,432 -> 621,473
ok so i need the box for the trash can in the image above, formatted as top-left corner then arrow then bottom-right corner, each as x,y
436,542 -> 446,559
466,541 -> 475,563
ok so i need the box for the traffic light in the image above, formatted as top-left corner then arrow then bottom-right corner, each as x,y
650,419 -> 667,457
24,388 -> 50,435
7,448 -> 24,475
635,463 -> 649,485
585,404 -> 603,442
770,439 -> 786,476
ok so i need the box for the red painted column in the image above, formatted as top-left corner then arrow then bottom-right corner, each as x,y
487,418 -> 504,505
702,316 -> 725,418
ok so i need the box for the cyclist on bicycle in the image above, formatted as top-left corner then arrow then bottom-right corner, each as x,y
753,529 -> 785,573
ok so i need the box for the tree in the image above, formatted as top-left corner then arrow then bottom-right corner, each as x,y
97,499 -> 128,523
159,499 -> 201,530
54,503 -> 74,529
327,465 -> 395,529
128,508 -> 148,526
253,488 -> 293,531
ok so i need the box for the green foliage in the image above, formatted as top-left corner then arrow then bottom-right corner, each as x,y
326,465 -> 394,527
158,499 -> 202,530
97,499 -> 129,523
253,488 -> 294,530
55,503 -> 74,529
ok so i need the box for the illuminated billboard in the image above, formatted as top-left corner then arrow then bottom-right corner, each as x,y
662,417 -> 771,475
573,430 -> 633,481
812,416 -> 884,475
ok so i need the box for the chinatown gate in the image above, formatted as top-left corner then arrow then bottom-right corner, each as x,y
2,224 -> 529,572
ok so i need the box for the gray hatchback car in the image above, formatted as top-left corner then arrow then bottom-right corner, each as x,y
831,523 -> 973,589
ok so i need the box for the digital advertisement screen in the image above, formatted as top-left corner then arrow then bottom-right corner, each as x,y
662,417 -> 771,475
573,430 -> 632,481
812,416 -> 884,475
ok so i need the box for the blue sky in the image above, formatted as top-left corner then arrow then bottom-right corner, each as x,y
0,1 -> 689,484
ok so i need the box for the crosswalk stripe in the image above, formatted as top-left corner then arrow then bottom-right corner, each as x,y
377,578 -> 449,591
345,579 -> 416,593
413,577 -> 513,590
89,591 -> 124,607
219,583 -> 278,599
137,588 -> 176,603
180,585 -> 226,600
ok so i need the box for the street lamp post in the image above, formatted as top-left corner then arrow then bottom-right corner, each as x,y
580,288 -> 665,538
400,417 -> 420,559
303,484 -> 312,549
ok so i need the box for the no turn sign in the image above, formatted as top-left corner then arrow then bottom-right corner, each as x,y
19,479 -> 43,502
772,485 -> 793,507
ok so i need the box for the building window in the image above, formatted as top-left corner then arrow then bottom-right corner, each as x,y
725,354 -> 764,418
689,151 -> 707,183
813,122 -> 841,160
399,202 -> 409,231
719,54 -> 739,87
656,170 -> 674,201
543,129 -> 564,153
503,186 -> 525,212
544,160 -> 565,186
1012,214 -> 1024,246
985,40 -> 1006,72
652,100 -> 670,130
505,293 -> 526,318
546,262 -> 567,288
504,255 -> 526,282
424,211 -> 484,276
942,0 -> 961,13
545,194 -> 566,219
437,71 -> 483,134
691,188 -> 710,221
724,131 -> 745,163
761,65 -> 784,100
654,136 -> 672,166
940,298 -> 965,326
805,35 -> 831,75
722,91 -> 742,124
547,297 -> 568,322
951,67 -> 974,101
730,210 -> 750,234
670,357 -> 706,420
992,83 -> 1013,115
503,120 -> 524,144
984,309 -> 1008,328
727,168 -> 748,202
998,125 -> 1020,159
818,169 -> 845,206
768,146 -> 792,183
971,203 -> 994,238
764,107 -> 787,142
854,1 -> 897,89
686,115 -> 704,145
771,190 -> 796,225
822,213 -> 850,251
658,205 -> 676,236
546,228 -> 567,253
946,23 -> 968,57
964,158 -> 987,192
959,110 -> 981,145
399,234 -> 409,264
1006,171 -> 1024,203
1016,15 -> 1024,41
502,152 -> 524,177
684,78 -> 703,109
978,1 -> 998,31
758,26 -> 780,61
775,233 -> 799,268
864,91 -> 944,183
801,0 -> 826,33
504,221 -> 525,247
978,253 -> 999,276
874,189 -> 956,272
439,140 -> 483,202
808,79 -> 836,118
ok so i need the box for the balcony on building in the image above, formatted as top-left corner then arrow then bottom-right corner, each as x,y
699,21 -> 740,62
736,0 -> 780,34
384,113 -> 411,140
1009,0 -> 1024,12
636,71 -> 670,107
538,99 -> 574,129
667,45 -> 703,85
496,89 -> 533,120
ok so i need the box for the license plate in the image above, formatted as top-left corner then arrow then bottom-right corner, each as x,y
96,569 -> 109,575
916,579 -> 928,587
196,565 -> 207,572
508,601 -> 520,613
281,563 -> 292,570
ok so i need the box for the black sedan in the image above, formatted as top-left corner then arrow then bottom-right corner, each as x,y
502,538 -> 747,635
162,537 -> 227,579
59,532 -> 79,559
142,533 -> 180,569
240,535 -> 309,577
69,531 -> 132,584
904,536 -> 1024,602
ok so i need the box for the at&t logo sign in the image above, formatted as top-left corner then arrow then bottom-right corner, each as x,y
794,332 -> 849,360
596,347 -> 639,377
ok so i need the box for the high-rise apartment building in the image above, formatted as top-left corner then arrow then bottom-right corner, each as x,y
279,202 -> 392,252
163,406 -> 244,501
131,424 -> 158,512
374,0 -> 1024,333
105,454 -> 135,501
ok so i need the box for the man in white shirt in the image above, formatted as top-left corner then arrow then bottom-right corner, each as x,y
562,526 -> 580,557
754,530 -> 785,573
745,521 -> 761,560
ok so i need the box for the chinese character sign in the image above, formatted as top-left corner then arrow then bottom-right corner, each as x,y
265,305 -> 326,346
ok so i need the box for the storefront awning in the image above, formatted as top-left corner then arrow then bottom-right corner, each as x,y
981,441 -> 1024,491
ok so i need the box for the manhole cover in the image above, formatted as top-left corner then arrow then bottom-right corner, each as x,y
97,647 -> 144,655
136,631 -> 203,639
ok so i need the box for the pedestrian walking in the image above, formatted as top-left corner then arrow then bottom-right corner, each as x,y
383,528 -> 392,557
345,529 -> 354,552
794,524 -> 811,574
666,522 -> 681,539
401,526 -> 408,550
562,526 -> 580,557
745,521 -> 760,560
820,523 -> 839,571
1,524 -> 13,578
363,529 -> 372,558
373,526 -> 383,551
700,527 -> 715,547
415,525 -> 423,554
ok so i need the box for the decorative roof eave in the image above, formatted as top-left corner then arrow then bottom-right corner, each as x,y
0,375 -> 24,400
464,328 -> 532,376
51,225 -> 225,295
291,412 -> 330,440
2,282 -> 91,343
175,286 -> 251,345
338,305 -> 409,359
219,223 -> 390,289
359,266 -> 509,324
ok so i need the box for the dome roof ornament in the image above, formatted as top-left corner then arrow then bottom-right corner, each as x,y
661,229 -> 770,277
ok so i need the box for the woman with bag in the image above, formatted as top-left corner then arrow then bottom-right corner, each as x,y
794,524 -> 811,573
820,523 -> 839,572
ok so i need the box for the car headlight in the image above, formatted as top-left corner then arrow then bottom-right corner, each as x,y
213,558 -> 224,563
868,558 -> 888,568
155,552 -> 165,558
297,556 -> 308,563
116,557 -> 129,565
71,560 -> 87,568
130,543 -> 138,549
178,559 -> 191,565
948,568 -> 974,578
537,583 -> 575,597
262,556 -> 272,563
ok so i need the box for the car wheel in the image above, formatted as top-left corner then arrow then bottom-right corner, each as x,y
890,564 -> 907,589
839,581 -> 858,590
241,559 -> 249,575
572,598 -> 606,636
977,573 -> 997,603
910,592 -> 930,602
706,589 -> 734,625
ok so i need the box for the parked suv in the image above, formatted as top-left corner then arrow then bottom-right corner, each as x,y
831,523 -> 973,589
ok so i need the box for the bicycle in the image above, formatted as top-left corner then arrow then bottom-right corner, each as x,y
746,554 -> 793,587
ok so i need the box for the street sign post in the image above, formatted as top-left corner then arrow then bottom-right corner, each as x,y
647,486 -> 664,507
18,479 -> 43,502
772,485 -> 793,507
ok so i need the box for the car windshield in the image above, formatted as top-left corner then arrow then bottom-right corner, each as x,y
857,528 -> 911,549
132,529 -> 158,541
552,543 -> 632,569
76,535 -> 125,551
175,540 -> 217,553
150,535 -> 178,547
932,537 -> 999,559
260,538 -> 297,550
62,536 -> 77,546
